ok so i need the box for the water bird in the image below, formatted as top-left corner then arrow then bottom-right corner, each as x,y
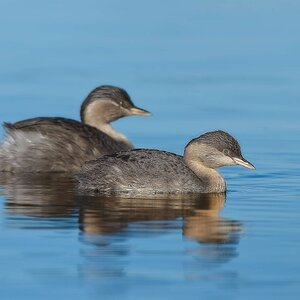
0,85 -> 150,172
76,130 -> 255,195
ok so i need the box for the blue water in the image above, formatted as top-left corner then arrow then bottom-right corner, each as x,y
0,0 -> 300,299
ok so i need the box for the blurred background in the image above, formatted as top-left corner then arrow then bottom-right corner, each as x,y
0,1 -> 300,299
0,0 -> 299,152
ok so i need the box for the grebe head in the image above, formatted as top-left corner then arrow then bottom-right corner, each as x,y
184,130 -> 255,170
80,85 -> 151,125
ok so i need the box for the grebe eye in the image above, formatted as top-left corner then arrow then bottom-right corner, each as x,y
223,149 -> 230,156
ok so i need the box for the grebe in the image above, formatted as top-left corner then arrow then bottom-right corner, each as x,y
0,85 -> 150,172
76,130 -> 255,195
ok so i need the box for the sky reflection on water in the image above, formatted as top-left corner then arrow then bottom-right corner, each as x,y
0,1 -> 300,299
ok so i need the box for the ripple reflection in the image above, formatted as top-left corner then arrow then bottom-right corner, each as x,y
0,173 -> 242,280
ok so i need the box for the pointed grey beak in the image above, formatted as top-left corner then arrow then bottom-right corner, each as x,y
129,106 -> 151,116
233,157 -> 256,170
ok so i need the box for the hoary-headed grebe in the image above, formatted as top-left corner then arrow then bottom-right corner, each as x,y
0,85 -> 150,172
76,130 -> 255,195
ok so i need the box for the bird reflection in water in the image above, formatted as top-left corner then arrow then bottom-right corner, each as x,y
79,193 -> 240,245
0,173 -> 242,279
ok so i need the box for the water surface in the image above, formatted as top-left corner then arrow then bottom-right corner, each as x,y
0,1 -> 300,299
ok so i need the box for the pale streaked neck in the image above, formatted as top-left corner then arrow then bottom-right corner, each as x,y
96,123 -> 133,149
184,159 -> 225,193
83,100 -> 133,149
184,145 -> 226,193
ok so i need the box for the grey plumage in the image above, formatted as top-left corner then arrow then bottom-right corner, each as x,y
80,85 -> 135,122
77,149 -> 204,194
76,130 -> 255,195
188,130 -> 242,158
0,85 -> 150,173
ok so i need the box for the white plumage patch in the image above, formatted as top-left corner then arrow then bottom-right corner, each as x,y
0,131 -> 52,171
2,131 -> 46,154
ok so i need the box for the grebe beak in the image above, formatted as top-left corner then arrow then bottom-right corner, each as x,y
129,107 -> 151,116
233,157 -> 256,170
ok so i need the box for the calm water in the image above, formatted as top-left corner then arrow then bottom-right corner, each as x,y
0,1 -> 300,299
